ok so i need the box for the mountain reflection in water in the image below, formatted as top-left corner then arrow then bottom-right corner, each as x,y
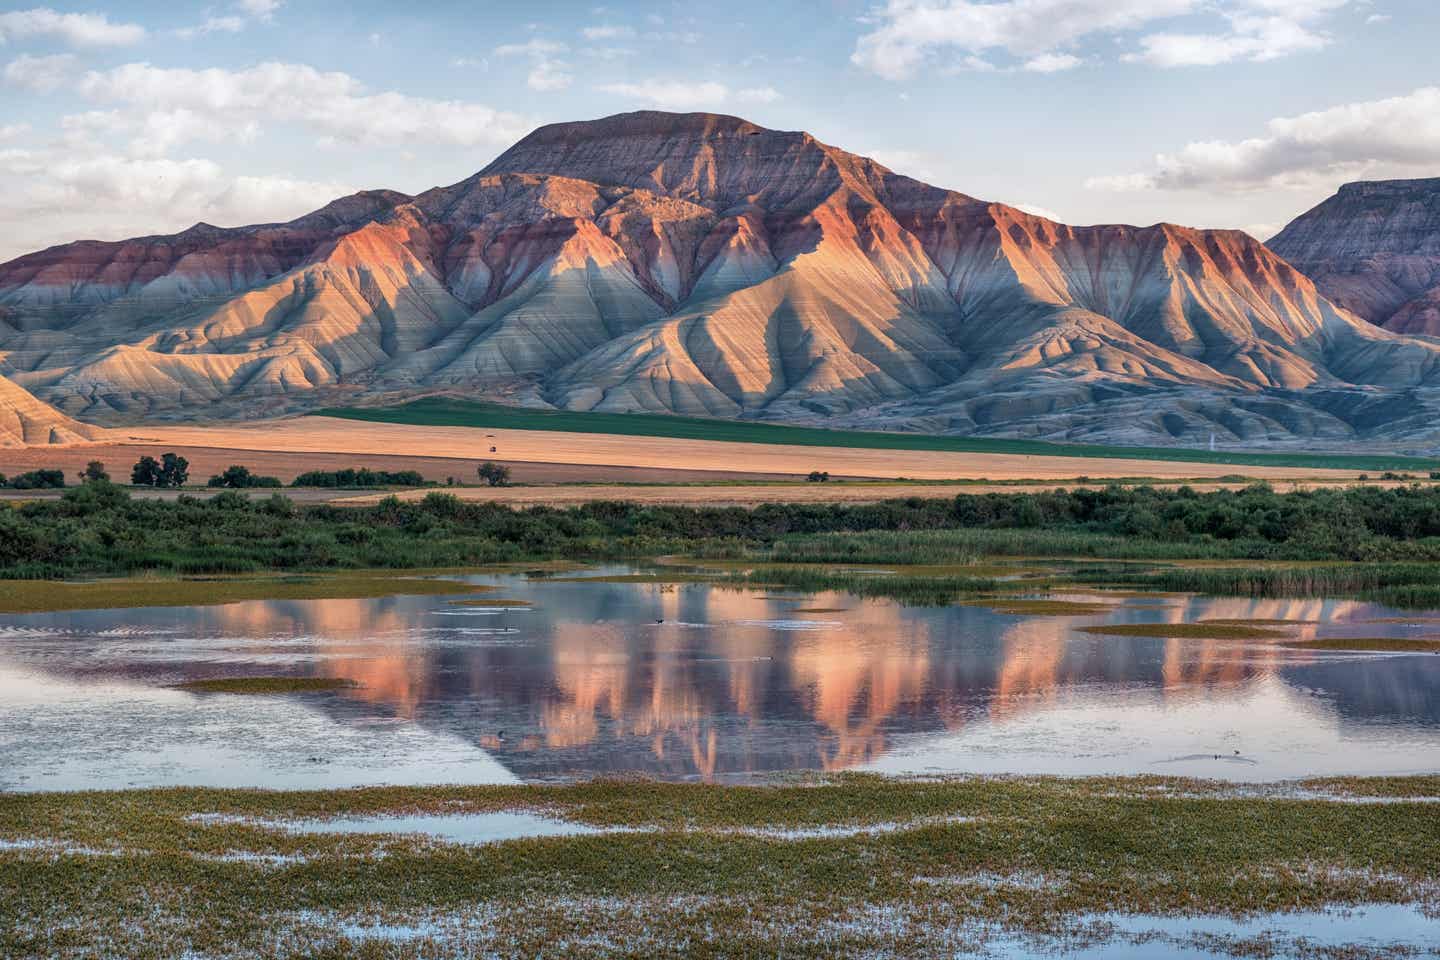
2,569 -> 1438,789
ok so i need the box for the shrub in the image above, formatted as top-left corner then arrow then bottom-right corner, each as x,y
807,470 -> 831,482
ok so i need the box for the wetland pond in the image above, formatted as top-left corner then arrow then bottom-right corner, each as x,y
3,565 -> 1439,790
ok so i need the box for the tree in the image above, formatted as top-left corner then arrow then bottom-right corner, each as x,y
132,453 -> 189,488
208,465 -> 283,488
477,461 -> 511,487
131,456 -> 161,486
80,461 -> 109,483
807,470 -> 831,483
159,453 -> 189,488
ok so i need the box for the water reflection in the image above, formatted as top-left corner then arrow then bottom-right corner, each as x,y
2,571 -> 1438,790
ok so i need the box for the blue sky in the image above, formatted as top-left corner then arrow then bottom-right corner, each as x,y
0,0 -> 1434,260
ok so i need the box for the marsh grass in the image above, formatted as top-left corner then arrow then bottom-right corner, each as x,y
172,677 -> 361,694
2,775 -> 1438,959
732,566 -> 1000,605
1069,563 -> 1440,608
1077,623 -> 1291,640
1282,637 -> 1440,652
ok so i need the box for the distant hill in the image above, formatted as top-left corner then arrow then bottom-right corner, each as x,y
1269,177 -> 1440,337
6,110 -> 1440,448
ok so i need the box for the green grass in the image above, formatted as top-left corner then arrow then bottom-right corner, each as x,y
317,398 -> 1440,471
3,776 -> 1437,959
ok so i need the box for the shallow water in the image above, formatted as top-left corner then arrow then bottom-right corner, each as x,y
999,904 -> 1440,958
3,567 -> 1440,789
284,810 -> 606,843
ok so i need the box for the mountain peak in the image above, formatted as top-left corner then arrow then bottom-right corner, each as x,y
501,110 -> 775,149
481,109 -> 864,210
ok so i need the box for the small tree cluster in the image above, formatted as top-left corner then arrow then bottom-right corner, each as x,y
807,470 -> 831,483
291,468 -> 428,488
477,461 -> 511,487
131,453 -> 189,488
207,465 -> 283,489
2,468 -> 66,489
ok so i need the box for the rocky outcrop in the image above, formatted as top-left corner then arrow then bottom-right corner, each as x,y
1269,178 -> 1440,335
5,111 -> 1440,447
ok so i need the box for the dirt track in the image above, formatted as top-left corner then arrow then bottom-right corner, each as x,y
99,416 -> 1365,484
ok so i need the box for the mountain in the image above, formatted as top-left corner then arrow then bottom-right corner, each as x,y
5,110 -> 1440,448
0,374 -> 100,447
1269,178 -> 1440,336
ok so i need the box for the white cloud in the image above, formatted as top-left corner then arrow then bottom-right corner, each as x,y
1086,86 -> 1440,193
582,24 -> 635,39
237,0 -> 282,21
597,79 -> 780,110
1366,13 -> 1390,23
68,61 -> 529,149
599,80 -> 728,109
3,53 -> 76,92
1126,8 -> 1336,66
1022,51 -> 1082,72
0,7 -> 145,47
1013,202 -> 1062,220
1241,222 -> 1282,240
176,0 -> 285,38
736,86 -> 781,103
527,58 -> 573,91
852,0 -> 1193,79
863,148 -> 940,182
494,38 -> 567,57
0,140 -> 354,260
852,0 -> 1350,79
175,16 -> 245,39
493,38 -> 573,93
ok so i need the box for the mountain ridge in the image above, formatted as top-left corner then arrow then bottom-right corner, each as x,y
4,110 -> 1440,449
1269,177 -> 1440,337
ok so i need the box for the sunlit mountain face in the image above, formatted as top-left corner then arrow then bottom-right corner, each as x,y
9,112 -> 1440,447
3,569 -> 1439,790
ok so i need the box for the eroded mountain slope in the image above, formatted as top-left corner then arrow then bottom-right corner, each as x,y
0,374 -> 100,447
1269,178 -> 1440,336
3,110 -> 1439,447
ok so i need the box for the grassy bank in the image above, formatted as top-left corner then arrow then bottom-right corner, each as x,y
318,398 -> 1440,472
2,776 -> 1436,959
12,481 -> 1440,607
10,481 -> 1440,579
